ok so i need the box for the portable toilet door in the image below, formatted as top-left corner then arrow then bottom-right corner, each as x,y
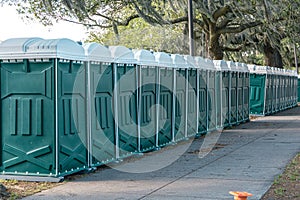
171,54 -> 188,142
134,49 -> 158,152
205,59 -> 217,132
242,63 -> 250,122
184,55 -> 198,137
227,61 -> 238,125
84,43 -> 116,167
248,65 -> 267,116
154,52 -> 175,147
195,57 -> 208,135
214,60 -> 231,128
109,46 -> 139,159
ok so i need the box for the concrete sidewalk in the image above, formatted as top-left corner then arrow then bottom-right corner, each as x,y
24,107 -> 300,200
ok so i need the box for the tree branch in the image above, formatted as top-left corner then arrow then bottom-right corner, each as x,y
217,20 -> 263,34
95,12 -> 139,26
61,17 -> 111,28
213,5 -> 230,21
222,45 -> 244,52
217,18 -> 232,29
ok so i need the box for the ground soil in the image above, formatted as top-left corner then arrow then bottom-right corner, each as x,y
261,153 -> 300,200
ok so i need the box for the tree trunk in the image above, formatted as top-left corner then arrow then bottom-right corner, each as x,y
263,42 -> 283,68
208,33 -> 224,60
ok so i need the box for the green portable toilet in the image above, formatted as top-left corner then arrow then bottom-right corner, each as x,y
134,49 -> 158,152
283,69 -> 288,109
108,46 -> 139,158
83,43 -> 117,167
213,60 -> 222,129
291,70 -> 298,107
154,52 -> 174,147
277,68 -> 285,111
294,73 -> 298,104
248,65 -> 267,115
184,55 -> 198,137
205,59 -> 217,132
241,63 -> 250,122
278,68 -> 284,111
270,67 -> 277,114
227,61 -> 238,125
273,67 -> 280,112
171,54 -> 188,142
235,62 -> 244,122
285,69 -> 297,109
298,75 -> 300,103
290,70 -> 297,107
194,57 -> 208,135
264,66 -> 273,115
214,60 -> 230,128
285,69 -> 293,108
284,69 -> 291,109
0,38 -> 88,181
281,69 -> 288,110
288,70 -> 297,108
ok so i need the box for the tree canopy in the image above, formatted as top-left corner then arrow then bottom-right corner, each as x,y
5,0 -> 300,68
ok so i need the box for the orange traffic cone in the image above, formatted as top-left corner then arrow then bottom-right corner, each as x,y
229,191 -> 253,200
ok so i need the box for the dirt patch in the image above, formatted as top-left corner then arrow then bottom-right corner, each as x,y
0,179 -> 61,200
261,153 -> 300,200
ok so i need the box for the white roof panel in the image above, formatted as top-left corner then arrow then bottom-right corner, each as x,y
154,52 -> 174,67
26,38 -> 85,60
171,54 -> 187,68
134,49 -> 157,66
83,43 -> 112,62
204,58 -> 215,71
0,37 -> 43,59
241,63 -> 249,73
194,56 -> 206,69
213,60 -> 229,71
109,46 -> 137,64
184,55 -> 196,68
0,38 -> 85,60
247,64 -> 267,74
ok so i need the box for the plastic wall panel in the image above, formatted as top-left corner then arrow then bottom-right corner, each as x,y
237,73 -> 243,122
0,60 -> 55,176
57,60 -> 88,175
243,73 -> 250,121
298,78 -> 300,103
174,69 -> 186,141
187,69 -> 198,137
140,66 -> 157,151
116,64 -> 138,156
275,75 -> 280,112
294,77 -> 296,105
265,75 -> 272,115
207,71 -> 216,131
282,76 -> 287,110
158,68 -> 173,146
279,75 -> 285,110
221,71 -> 230,127
198,70 -> 207,134
230,72 -> 238,125
90,63 -> 116,167
215,71 -> 222,128
271,75 -> 277,113
249,74 -> 266,115
287,76 -> 290,108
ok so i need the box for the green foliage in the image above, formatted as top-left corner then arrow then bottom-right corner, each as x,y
87,18 -> 189,54
5,0 -> 300,68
